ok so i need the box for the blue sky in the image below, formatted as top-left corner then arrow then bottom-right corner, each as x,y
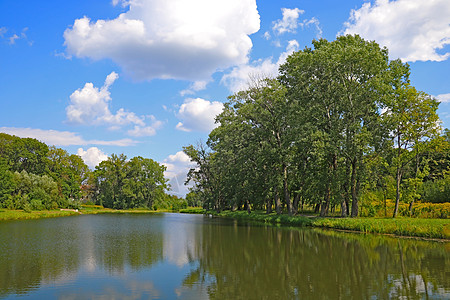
1,0 -> 449,196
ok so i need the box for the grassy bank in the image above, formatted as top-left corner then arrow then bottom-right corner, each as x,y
0,206 -> 203,221
0,209 -> 80,221
210,210 -> 450,240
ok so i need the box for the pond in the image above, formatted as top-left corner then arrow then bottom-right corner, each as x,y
0,213 -> 448,299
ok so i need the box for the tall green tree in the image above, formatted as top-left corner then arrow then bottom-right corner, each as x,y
381,60 -> 440,217
0,133 -> 49,175
122,156 -> 168,209
47,146 -> 89,201
280,35 -> 390,216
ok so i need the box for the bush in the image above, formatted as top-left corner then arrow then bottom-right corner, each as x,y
30,199 -> 43,210
360,199 -> 449,219
23,202 -> 32,213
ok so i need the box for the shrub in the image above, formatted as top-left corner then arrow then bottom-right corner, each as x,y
30,199 -> 43,210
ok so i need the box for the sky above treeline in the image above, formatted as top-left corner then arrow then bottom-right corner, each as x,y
1,0 -> 449,196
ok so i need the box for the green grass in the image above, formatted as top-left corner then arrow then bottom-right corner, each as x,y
210,210 -> 450,240
0,210 -> 79,221
179,207 -> 206,214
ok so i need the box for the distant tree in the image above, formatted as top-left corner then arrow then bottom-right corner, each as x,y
0,133 -> 49,175
93,154 -> 168,209
47,146 -> 90,201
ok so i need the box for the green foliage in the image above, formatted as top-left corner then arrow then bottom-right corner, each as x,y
185,191 -> 202,207
421,172 -> 450,203
0,133 -> 91,211
0,133 -> 49,175
184,35 -> 444,220
212,210 -> 449,239
3,171 -> 61,210
91,154 -> 169,210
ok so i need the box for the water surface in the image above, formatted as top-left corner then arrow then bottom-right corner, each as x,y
0,213 -> 448,299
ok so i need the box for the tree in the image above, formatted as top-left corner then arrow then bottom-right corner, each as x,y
0,133 -> 49,175
94,154 -> 128,208
122,156 -> 168,209
93,154 -> 168,209
47,146 -> 89,202
381,61 -> 440,217
280,35 -> 390,216
184,142 -> 223,211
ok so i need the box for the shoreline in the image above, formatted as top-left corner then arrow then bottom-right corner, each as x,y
208,210 -> 450,241
2,208 -> 448,241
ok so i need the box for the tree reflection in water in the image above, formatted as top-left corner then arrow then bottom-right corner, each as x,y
0,214 -> 448,299
182,219 -> 449,299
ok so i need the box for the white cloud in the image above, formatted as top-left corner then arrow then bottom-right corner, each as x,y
3,28 -> 32,46
9,34 -> 19,45
300,17 -> 322,38
163,151 -> 196,196
436,93 -> 450,103
64,0 -> 260,81
272,8 -> 304,35
221,40 -> 299,93
127,116 -> 164,137
67,72 -> 163,135
342,0 -> 450,62
77,147 -> 108,168
180,80 -> 209,96
67,71 -> 142,126
175,98 -> 224,132
0,127 -> 138,147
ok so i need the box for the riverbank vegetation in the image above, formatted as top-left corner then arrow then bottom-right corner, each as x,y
211,210 -> 450,240
184,34 -> 449,219
0,209 -> 80,221
0,204 -> 198,221
0,133 -> 186,212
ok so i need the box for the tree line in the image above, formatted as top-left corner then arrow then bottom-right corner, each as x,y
184,35 -> 448,218
0,133 -> 180,211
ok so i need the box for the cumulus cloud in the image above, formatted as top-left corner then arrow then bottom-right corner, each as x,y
272,8 -> 304,35
342,0 -> 450,62
180,80 -> 209,96
127,116 -> 164,137
64,0 -> 260,81
163,151 -> 196,196
77,147 -> 108,168
436,93 -> 450,103
67,72 -> 141,125
67,72 -> 162,136
175,98 -> 224,132
221,40 -> 299,93
0,127 -> 138,147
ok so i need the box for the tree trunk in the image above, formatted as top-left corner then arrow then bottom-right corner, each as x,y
283,164 -> 292,216
320,187 -> 330,217
245,198 -> 251,214
340,200 -> 348,217
393,167 -> 402,218
321,155 -> 335,217
409,200 -> 414,216
274,186 -> 282,214
293,193 -> 300,215
341,168 -> 350,217
314,203 -> 320,213
350,157 -> 359,217
266,197 -> 272,214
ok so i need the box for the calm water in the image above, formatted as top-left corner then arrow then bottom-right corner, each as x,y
0,213 -> 449,299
